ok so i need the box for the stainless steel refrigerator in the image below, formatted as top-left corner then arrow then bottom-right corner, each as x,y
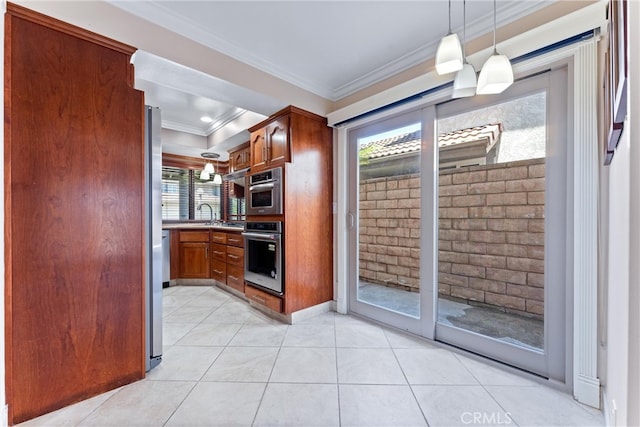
145,105 -> 163,371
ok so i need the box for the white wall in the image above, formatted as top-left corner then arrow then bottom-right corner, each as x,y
602,1 -> 640,425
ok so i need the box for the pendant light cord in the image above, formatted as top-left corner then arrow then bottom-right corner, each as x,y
493,0 -> 498,54
462,0 -> 467,57
448,0 -> 452,33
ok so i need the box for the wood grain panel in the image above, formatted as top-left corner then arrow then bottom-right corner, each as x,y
5,7 -> 144,424
283,109 -> 334,314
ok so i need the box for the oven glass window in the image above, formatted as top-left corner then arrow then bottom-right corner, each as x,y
247,239 -> 277,278
251,189 -> 273,208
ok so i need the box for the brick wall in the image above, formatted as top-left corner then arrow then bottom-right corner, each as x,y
359,158 -> 545,318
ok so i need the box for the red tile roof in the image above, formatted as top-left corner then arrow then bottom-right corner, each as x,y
360,124 -> 502,160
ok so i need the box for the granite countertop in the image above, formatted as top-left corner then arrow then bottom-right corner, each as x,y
162,223 -> 245,232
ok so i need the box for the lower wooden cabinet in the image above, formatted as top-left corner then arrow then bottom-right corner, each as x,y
246,285 -> 282,313
179,230 -> 211,278
226,265 -> 245,293
211,259 -> 227,283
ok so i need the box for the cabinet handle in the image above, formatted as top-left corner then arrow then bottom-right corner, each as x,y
213,251 -> 224,256
228,238 -> 240,243
252,294 -> 266,304
228,254 -> 240,259
213,269 -> 224,275
206,247 -> 208,258
262,145 -> 267,162
228,275 -> 238,281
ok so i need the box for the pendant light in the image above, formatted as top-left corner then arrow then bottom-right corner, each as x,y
435,0 -> 463,75
200,152 -> 220,181
476,0 -> 513,94
452,0 -> 477,98
212,157 -> 222,185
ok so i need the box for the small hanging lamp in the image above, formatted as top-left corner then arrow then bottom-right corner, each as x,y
476,0 -> 513,94
200,152 -> 220,181
435,0 -> 464,75
452,0 -> 477,98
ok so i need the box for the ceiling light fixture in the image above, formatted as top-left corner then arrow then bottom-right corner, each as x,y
200,116 -> 213,123
435,0 -> 463,75
476,0 -> 513,95
200,152 -> 220,181
452,0 -> 477,98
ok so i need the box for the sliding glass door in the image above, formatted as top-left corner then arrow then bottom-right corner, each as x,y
434,70 -> 568,378
347,69 -> 569,380
347,109 -> 434,335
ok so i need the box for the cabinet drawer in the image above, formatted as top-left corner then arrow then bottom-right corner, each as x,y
226,264 -> 244,293
211,232 -> 227,244
179,230 -> 210,242
211,243 -> 227,262
211,259 -> 226,284
226,233 -> 244,248
226,245 -> 244,267
246,285 -> 282,313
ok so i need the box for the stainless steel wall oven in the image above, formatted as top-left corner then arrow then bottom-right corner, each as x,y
246,167 -> 283,216
243,221 -> 283,294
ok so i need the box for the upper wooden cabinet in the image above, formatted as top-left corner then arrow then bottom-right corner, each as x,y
249,112 -> 291,172
229,142 -> 250,172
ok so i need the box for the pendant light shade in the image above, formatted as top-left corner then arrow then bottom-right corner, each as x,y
476,54 -> 513,94
476,0 -> 513,95
452,0 -> 476,98
435,0 -> 463,75
453,62 -> 477,98
213,173 -> 222,185
200,171 -> 210,180
203,162 -> 214,174
436,34 -> 464,75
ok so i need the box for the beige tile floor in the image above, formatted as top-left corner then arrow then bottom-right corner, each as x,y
19,285 -> 605,427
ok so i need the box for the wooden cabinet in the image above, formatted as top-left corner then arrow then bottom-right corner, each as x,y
229,142 -> 250,172
5,4 -> 146,423
246,285 -> 283,313
224,232 -> 245,293
249,114 -> 290,172
179,231 -> 210,278
210,242 -> 227,284
246,106 -> 333,315
203,230 -> 245,293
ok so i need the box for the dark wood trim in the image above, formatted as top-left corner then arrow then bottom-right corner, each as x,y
163,152 -> 230,173
6,3 -> 137,55
248,105 -> 326,133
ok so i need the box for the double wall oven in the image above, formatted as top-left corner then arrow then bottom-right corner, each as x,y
243,221 -> 283,295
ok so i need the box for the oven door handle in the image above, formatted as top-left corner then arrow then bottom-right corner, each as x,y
242,232 -> 279,240
249,182 -> 275,191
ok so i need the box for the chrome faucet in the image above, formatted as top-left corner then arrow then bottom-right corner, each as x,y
197,203 -> 214,224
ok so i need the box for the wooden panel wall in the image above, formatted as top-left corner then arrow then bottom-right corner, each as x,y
5,4 -> 145,424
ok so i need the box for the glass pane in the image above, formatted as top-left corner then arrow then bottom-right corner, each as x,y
162,167 -> 189,221
357,123 -> 421,318
194,173 -> 222,222
437,91 -> 545,351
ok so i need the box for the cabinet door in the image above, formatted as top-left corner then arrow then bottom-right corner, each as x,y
229,147 -> 250,172
226,264 -> 245,293
179,242 -> 210,278
267,115 -> 290,165
250,128 -> 268,171
226,245 -> 244,267
211,243 -> 227,262
211,259 -> 227,284
226,233 -> 244,248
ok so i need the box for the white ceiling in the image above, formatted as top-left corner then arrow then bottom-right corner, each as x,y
109,0 -> 557,156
